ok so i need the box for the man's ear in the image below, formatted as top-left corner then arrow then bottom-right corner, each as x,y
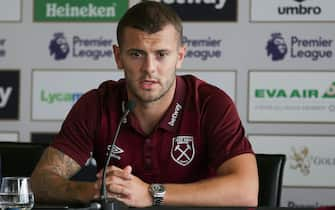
176,45 -> 186,69
113,45 -> 123,69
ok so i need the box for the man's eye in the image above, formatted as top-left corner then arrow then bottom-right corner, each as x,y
130,51 -> 142,57
158,52 -> 168,57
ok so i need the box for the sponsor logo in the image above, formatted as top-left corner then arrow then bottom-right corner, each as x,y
278,0 -> 322,16
250,73 -> 335,121
40,89 -> 82,104
266,33 -> 288,61
266,33 -> 334,61
0,39 -> 6,58
183,36 -> 223,61
171,136 -> 195,166
32,70 -> 122,120
0,87 -> 12,108
323,82 -> 335,98
168,103 -> 182,126
251,0 -> 335,22
160,0 -> 236,21
255,82 -> 335,99
34,0 -> 128,22
49,32 -> 113,61
49,33 -> 70,60
106,144 -> 124,160
290,146 -> 311,176
0,70 -> 19,119
161,0 -> 227,9
289,146 -> 335,176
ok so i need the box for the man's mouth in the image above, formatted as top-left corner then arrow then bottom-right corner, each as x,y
140,79 -> 158,89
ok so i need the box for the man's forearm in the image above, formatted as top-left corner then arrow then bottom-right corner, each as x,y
163,154 -> 258,207
30,147 -> 97,204
31,171 -> 95,204
164,174 -> 258,207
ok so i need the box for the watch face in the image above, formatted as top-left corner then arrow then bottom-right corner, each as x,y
152,184 -> 165,193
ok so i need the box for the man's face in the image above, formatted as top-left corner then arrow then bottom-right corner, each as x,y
114,24 -> 186,104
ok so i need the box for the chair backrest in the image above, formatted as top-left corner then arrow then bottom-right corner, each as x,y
256,153 -> 286,207
0,142 -> 46,177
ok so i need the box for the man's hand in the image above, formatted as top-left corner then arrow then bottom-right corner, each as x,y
95,165 -> 152,207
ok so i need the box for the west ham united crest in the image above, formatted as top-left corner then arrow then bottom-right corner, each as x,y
171,136 -> 195,166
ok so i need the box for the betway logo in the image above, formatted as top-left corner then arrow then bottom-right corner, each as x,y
161,0 -> 227,9
168,103 -> 182,126
40,89 -> 82,104
0,87 -> 12,108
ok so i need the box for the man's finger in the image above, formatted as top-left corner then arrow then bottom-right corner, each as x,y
107,182 -> 131,196
97,165 -> 123,178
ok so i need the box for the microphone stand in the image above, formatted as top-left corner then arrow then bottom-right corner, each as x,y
99,101 -> 136,210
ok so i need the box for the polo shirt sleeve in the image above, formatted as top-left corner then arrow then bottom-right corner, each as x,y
200,86 -> 253,170
51,89 -> 99,167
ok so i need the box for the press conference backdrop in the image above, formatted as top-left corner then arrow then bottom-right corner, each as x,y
0,0 -> 335,207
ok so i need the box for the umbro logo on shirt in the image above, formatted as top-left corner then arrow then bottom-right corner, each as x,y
106,144 -> 124,160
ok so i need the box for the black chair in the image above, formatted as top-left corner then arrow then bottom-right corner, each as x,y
0,142 -> 46,177
256,153 -> 286,207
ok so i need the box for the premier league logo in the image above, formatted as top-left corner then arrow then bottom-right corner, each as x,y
171,136 -> 195,166
266,33 -> 288,61
49,32 -> 70,60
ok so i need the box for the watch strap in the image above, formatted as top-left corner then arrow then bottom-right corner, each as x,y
153,197 -> 163,206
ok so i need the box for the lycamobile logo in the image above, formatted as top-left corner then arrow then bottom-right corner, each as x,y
40,89 -> 82,104
255,82 -> 335,99
34,0 -> 128,22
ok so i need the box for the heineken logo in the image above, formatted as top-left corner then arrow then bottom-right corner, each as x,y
34,0 -> 128,22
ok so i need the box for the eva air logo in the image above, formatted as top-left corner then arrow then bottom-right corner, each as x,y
322,82 -> 335,98
255,82 -> 335,99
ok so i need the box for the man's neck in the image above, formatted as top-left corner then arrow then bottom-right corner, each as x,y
132,86 -> 176,135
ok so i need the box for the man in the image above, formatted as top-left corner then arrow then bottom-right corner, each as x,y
31,1 -> 258,207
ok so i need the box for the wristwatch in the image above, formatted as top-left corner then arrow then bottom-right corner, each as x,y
149,184 -> 166,206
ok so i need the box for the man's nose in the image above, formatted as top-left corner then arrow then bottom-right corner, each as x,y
142,55 -> 156,74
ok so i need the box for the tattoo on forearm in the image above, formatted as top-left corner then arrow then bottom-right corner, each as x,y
47,148 -> 80,178
32,147 -> 82,202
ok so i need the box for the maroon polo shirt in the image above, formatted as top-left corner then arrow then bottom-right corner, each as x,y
52,75 -> 253,183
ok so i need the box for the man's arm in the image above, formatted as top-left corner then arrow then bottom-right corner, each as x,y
31,147 -> 97,204
100,153 -> 258,207
164,153 -> 258,206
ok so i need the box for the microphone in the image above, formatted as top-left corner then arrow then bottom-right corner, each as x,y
99,100 -> 136,210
